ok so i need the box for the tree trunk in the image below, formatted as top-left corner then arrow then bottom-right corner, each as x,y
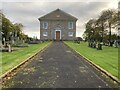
101,22 -> 104,42
109,22 -> 112,47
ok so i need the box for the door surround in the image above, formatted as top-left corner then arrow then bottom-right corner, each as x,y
55,30 -> 61,40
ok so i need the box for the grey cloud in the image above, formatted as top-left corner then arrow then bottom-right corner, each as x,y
2,2 -> 111,38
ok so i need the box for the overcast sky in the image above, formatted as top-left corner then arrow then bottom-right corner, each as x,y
2,0 -> 119,39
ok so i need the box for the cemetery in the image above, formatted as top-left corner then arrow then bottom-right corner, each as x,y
0,12 -> 51,75
1,1 -> 120,88
65,41 -> 118,79
1,41 -> 50,74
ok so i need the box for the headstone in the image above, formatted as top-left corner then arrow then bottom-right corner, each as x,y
5,43 -> 8,48
12,40 -> 15,44
0,41 -> 3,49
3,38 -> 5,45
77,41 -> 80,44
97,43 -> 102,50
93,42 -> 96,48
109,41 -> 113,47
114,40 -> 118,48
8,44 -> 12,52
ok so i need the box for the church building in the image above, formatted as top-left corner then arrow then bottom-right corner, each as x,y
38,9 -> 78,41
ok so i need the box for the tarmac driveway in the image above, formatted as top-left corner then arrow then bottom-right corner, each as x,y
3,42 -> 117,88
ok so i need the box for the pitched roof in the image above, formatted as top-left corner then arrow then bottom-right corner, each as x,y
38,9 -> 78,21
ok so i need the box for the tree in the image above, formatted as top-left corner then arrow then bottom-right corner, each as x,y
97,11 -> 108,42
107,10 -> 114,43
2,14 -> 14,41
14,23 -> 24,40
83,8 -> 119,47
84,19 -> 95,41
101,9 -> 115,46
84,19 -> 102,42
111,34 -> 118,41
0,11 -> 2,41
1,12 -> 28,45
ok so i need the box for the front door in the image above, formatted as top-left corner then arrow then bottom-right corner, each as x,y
56,31 -> 60,41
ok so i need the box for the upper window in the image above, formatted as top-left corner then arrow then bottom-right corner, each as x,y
68,22 -> 73,29
68,32 -> 74,37
43,22 -> 48,29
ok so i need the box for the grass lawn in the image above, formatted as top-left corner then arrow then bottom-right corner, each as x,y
1,41 -> 51,75
64,41 -> 118,79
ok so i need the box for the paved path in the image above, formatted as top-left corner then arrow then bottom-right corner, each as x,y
3,42 -> 117,88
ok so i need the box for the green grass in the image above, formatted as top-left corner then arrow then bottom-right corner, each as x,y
64,41 -> 118,79
1,41 -> 51,75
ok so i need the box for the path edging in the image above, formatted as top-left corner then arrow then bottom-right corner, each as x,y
64,42 -> 120,85
0,42 -> 52,79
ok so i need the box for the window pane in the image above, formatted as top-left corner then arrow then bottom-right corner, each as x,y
68,32 -> 73,37
68,22 -> 73,29
43,22 -> 48,29
43,32 -> 48,36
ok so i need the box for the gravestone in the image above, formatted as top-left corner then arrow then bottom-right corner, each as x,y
97,43 -> 102,50
8,44 -> 12,52
93,41 -> 96,48
109,41 -> 113,47
114,40 -> 118,48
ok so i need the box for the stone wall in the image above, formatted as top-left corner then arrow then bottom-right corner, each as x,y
40,20 -> 76,41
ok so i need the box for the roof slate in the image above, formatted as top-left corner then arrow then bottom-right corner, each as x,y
38,9 -> 78,21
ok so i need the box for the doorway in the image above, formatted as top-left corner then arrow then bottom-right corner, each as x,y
56,31 -> 60,41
